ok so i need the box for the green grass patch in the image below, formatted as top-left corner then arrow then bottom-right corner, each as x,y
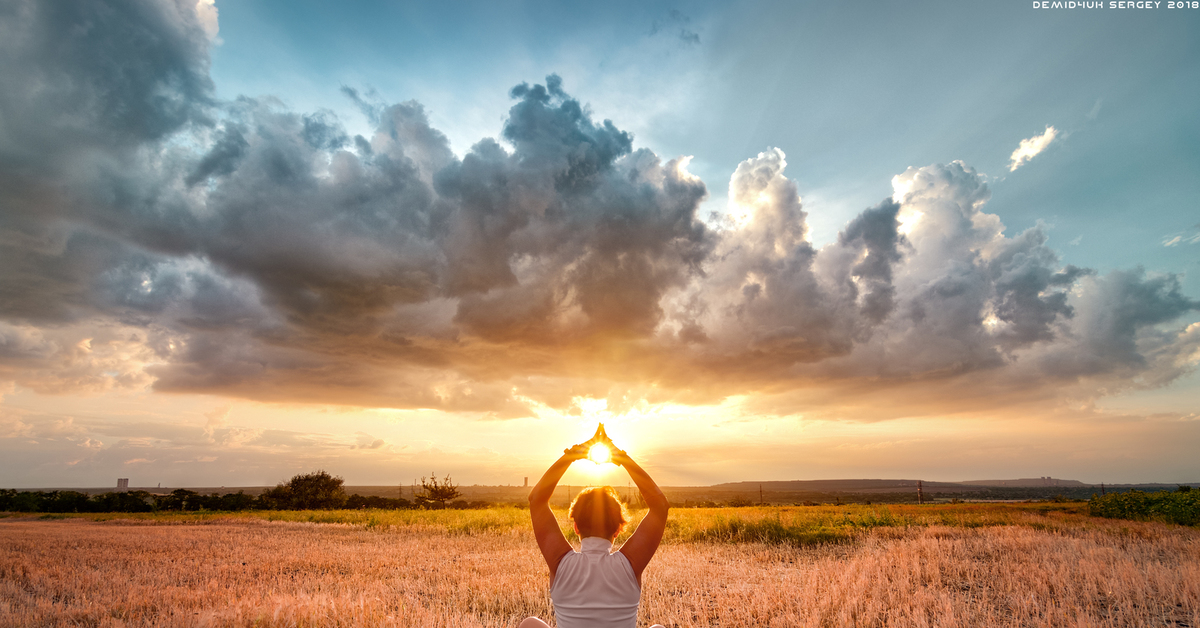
2,502 -> 1107,545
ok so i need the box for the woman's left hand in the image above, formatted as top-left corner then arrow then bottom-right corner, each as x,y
562,442 -> 590,461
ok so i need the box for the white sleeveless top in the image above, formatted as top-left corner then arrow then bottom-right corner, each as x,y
550,537 -> 641,628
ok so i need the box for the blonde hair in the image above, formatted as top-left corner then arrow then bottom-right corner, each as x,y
568,486 -> 630,540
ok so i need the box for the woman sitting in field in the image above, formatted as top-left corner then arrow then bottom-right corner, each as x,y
520,428 -> 668,628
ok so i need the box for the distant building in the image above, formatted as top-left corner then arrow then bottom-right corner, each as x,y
117,478 -> 129,491
524,477 -> 528,487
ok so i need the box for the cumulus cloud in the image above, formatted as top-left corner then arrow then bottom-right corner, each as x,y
194,0 -> 219,43
351,432 -> 386,450
1008,125 -> 1058,172
203,405 -> 229,441
0,322 -> 159,394
0,3 -> 1196,422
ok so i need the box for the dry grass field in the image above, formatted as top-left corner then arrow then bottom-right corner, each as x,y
1,505 -> 1197,627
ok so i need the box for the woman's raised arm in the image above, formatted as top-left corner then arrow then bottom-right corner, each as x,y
612,448 -> 668,585
528,444 -> 587,580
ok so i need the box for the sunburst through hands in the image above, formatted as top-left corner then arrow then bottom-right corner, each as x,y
588,442 -> 612,464
584,423 -> 617,468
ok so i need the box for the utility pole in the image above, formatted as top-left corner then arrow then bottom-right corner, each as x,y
917,480 -> 924,505
759,484 -> 763,505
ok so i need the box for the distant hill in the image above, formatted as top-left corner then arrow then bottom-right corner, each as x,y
959,478 -> 1089,487
711,479 -> 981,494
25,479 -> 1198,502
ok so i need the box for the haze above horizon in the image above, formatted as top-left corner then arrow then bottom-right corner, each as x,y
1,0 -> 1197,488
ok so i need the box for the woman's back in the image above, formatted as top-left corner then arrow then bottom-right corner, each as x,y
550,537 -> 640,628
522,428 -> 668,628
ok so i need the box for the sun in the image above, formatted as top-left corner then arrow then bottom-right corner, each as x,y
587,442 -> 612,465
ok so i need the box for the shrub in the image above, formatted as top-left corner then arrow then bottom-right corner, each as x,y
417,473 -> 461,510
1089,490 -> 1200,526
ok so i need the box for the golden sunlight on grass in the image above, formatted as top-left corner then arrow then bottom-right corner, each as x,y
1,505 -> 1197,627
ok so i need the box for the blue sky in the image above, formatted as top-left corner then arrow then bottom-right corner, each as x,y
208,0 -> 1200,421
211,0 -> 1200,276
0,0 -> 1197,487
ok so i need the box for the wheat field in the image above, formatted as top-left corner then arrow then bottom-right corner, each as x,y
1,506 -> 1197,627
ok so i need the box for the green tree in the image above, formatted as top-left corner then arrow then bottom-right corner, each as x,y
257,484 -> 292,510
6,490 -> 42,512
216,491 -> 256,511
266,470 -> 347,510
47,490 -> 91,513
418,472 -> 461,510
155,489 -> 202,511
92,491 -> 153,513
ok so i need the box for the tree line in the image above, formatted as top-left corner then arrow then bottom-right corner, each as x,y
0,471 -> 476,513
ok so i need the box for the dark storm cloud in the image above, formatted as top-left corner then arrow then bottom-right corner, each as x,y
0,322 -> 56,361
185,123 -> 249,187
1039,268 -> 1199,381
440,80 -> 710,339
0,0 -> 213,161
837,199 -> 904,324
986,228 -> 1093,350
0,0 -> 214,326
0,2 -> 1196,417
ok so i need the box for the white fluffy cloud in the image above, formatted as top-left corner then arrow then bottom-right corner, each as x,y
194,0 -> 219,42
1008,125 -> 1058,172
